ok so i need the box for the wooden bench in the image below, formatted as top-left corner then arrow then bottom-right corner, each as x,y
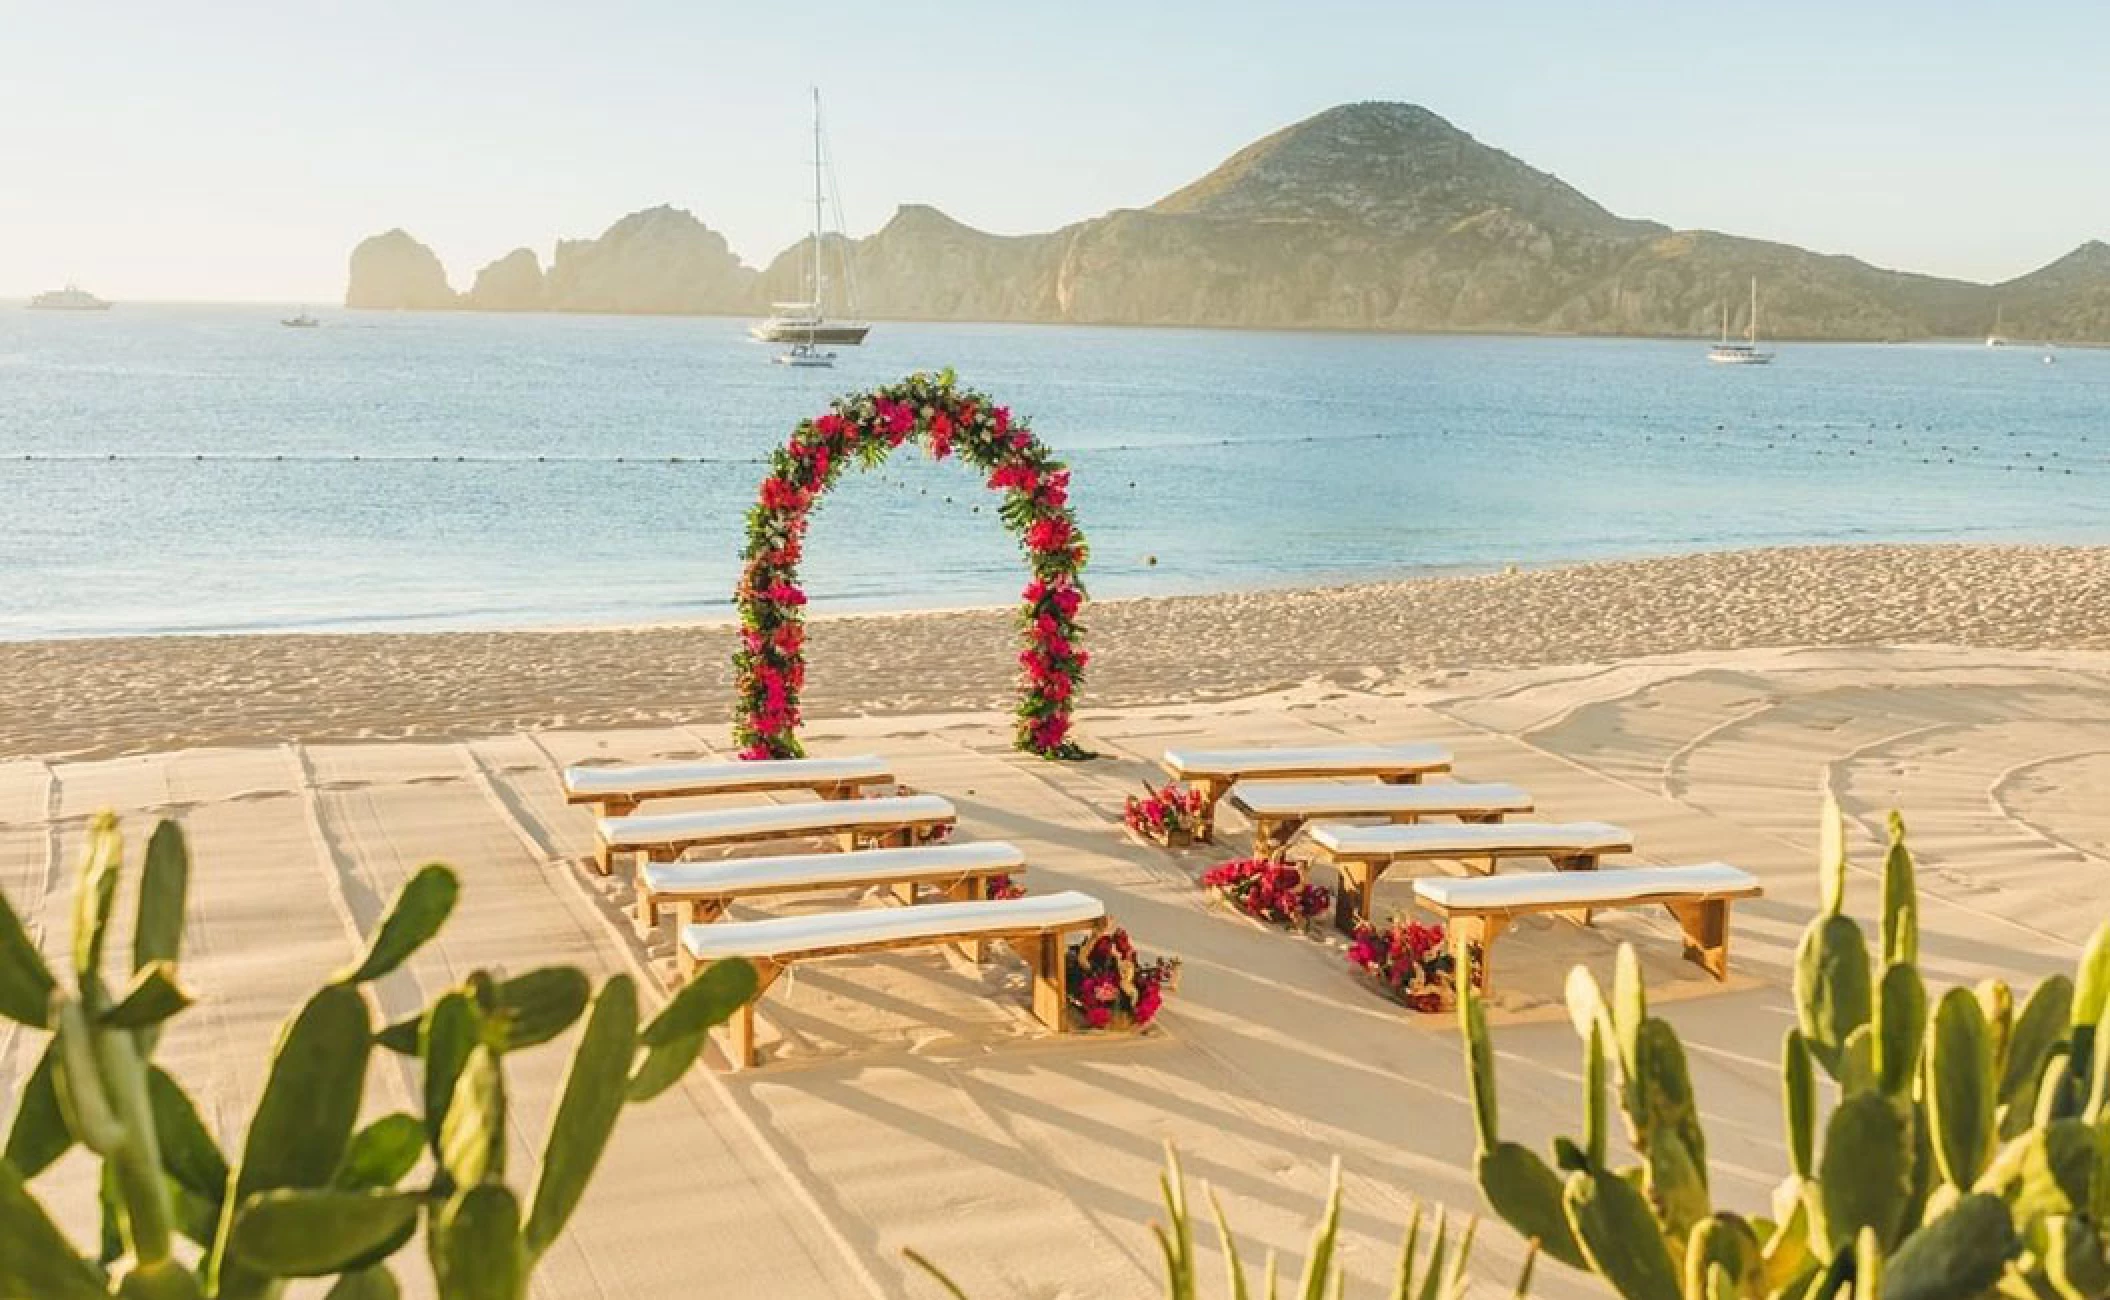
1161,744 -> 1453,841
593,793 -> 955,877
1303,820 -> 1634,932
636,840 -> 1025,934
1227,781 -> 1533,857
678,890 -> 1108,1068
1411,863 -> 1762,991
563,754 -> 892,818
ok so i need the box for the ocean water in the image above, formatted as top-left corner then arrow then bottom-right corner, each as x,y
1,305 -> 2105,640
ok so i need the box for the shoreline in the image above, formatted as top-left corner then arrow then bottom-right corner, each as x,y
4,541 -> 2107,761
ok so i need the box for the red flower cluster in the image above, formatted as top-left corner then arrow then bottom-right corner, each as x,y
1122,781 -> 1206,840
1067,927 -> 1178,1029
1199,858 -> 1332,928
730,372 -> 1090,760
1346,917 -> 1471,1013
987,873 -> 1026,901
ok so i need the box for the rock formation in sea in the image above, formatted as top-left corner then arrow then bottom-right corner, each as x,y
344,230 -> 457,310
464,247 -> 545,311
344,101 -> 2110,341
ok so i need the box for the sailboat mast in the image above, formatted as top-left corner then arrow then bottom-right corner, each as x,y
811,88 -> 826,318
1748,276 -> 1758,345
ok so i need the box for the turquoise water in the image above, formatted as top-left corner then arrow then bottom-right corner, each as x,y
2,304 -> 2105,639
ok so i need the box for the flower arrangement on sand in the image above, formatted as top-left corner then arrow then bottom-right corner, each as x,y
1067,928 -> 1179,1029
1346,916 -> 1472,1013
1199,857 -> 1332,929
733,371 -> 1090,760
1122,780 -> 1206,846
986,872 -> 1026,901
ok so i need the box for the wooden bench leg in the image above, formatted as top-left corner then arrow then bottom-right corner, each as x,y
1549,853 -> 1600,925
634,867 -> 658,934
1253,815 -> 1300,859
1333,861 -> 1378,934
890,880 -> 920,907
1030,932 -> 1068,1032
1667,899 -> 1732,981
943,876 -> 989,962
723,959 -> 784,1071
1190,779 -> 1226,843
1452,915 -> 1508,994
595,839 -> 616,878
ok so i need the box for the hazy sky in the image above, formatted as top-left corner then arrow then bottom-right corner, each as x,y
6,1 -> 2107,301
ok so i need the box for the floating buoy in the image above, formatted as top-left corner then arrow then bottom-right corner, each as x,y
1145,555 -> 1157,567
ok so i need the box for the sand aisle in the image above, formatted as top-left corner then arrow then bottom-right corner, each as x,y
6,639 -> 2110,1296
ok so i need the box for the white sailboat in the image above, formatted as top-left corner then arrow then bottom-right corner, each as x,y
755,89 -> 868,359
1708,277 -> 1775,365
1986,304 -> 2007,347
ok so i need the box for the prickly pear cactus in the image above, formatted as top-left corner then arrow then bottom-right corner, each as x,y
1460,796 -> 2110,1300
0,814 -> 756,1300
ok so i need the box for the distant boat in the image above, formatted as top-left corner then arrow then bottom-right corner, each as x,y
753,89 -> 870,350
1986,305 -> 2007,347
1708,277 -> 1774,365
28,284 -> 111,311
281,309 -> 320,328
774,343 -> 836,368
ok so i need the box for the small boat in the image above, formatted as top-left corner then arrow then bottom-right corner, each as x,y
1986,305 -> 2007,347
753,89 -> 870,350
28,284 -> 111,311
281,309 -> 320,328
774,343 -> 836,368
1708,278 -> 1774,364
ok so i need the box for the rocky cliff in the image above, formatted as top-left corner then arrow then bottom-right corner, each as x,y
345,101 -> 2110,341
345,230 -> 457,310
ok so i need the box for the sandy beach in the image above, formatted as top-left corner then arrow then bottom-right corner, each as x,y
5,541 -> 2110,1296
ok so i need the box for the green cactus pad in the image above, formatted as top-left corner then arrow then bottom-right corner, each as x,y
4,1041 -> 72,1177
1876,962 -> 1927,1098
2002,977 -> 2073,1137
431,1183 -> 527,1300
2009,1119 -> 2096,1223
132,821 -> 190,974
1817,1092 -> 1914,1253
1879,813 -> 1918,967
1795,913 -> 1871,1080
334,1113 -> 425,1191
1563,1167 -> 1682,1300
103,962 -> 194,1030
228,1188 -> 421,1276
1926,988 -> 1997,1188
640,957 -> 759,1048
1882,1192 -> 2017,1300
0,1148 -> 108,1300
323,1267 -> 401,1300
1784,1031 -> 1816,1180
524,974 -> 640,1258
1684,1214 -> 1761,1300
1476,1141 -> 1584,1269
72,814 -> 124,982
0,879 -> 57,1028
439,1045 -> 507,1188
491,967 -> 592,1051
421,990 -> 482,1157
336,863 -> 459,985
147,1066 -> 229,1207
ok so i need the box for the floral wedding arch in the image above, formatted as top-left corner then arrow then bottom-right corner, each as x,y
733,371 -> 1090,760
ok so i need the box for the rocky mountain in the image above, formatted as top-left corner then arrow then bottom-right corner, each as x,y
345,230 -> 457,310
345,101 -> 2110,341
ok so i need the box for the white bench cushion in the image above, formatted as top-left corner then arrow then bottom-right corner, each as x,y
1414,863 -> 1759,912
601,794 -> 955,848
1164,744 -> 1451,777
680,889 -> 1105,962
1231,781 -> 1532,817
565,755 -> 890,798
642,841 -> 1024,895
1307,820 -> 1632,857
